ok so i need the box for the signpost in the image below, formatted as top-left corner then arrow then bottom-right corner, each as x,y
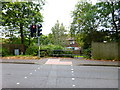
30,24 -> 42,58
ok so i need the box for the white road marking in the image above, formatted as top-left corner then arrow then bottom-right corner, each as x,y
71,69 -> 74,71
71,65 -> 73,66
38,67 -> 40,69
45,59 -> 72,65
71,71 -> 74,73
16,83 -> 20,85
35,70 -> 37,71
73,85 -> 75,87
24,77 -> 27,79
30,73 -> 32,74
72,78 -> 75,80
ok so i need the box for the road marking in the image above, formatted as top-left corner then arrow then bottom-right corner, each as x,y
73,85 -> 75,87
38,67 -> 40,69
71,65 -> 73,66
30,73 -> 32,74
71,69 -> 74,71
35,70 -> 37,71
45,59 -> 72,65
71,71 -> 74,73
24,77 -> 27,79
72,78 -> 75,80
16,83 -> 20,85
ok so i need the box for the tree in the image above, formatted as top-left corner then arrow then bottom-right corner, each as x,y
95,1 -> 120,42
2,1 -> 45,45
70,1 -> 120,49
31,35 -> 51,45
49,20 -> 68,46
70,1 -> 100,48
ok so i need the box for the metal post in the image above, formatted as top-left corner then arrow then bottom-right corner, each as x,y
36,25 -> 40,58
38,36 -> 40,58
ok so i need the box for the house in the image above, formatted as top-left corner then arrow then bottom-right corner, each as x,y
66,38 -> 80,50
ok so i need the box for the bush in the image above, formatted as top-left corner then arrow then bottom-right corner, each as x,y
40,50 -> 48,57
25,45 -> 38,56
25,45 -> 65,56
83,48 -> 91,59
1,48 -> 11,56
25,44 -> 74,57
40,45 -> 64,50
40,45 -> 65,56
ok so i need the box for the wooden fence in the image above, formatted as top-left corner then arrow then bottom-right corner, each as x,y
92,42 -> 120,60
1,44 -> 25,55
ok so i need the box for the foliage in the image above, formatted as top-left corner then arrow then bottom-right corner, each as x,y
25,45 -> 38,56
70,1 -> 120,58
40,45 -> 65,56
1,47 -> 11,56
49,20 -> 69,46
25,44 -> 65,56
40,35 -> 51,45
2,1 -> 45,44
2,37 -> 30,47
30,35 -> 52,46
40,45 -> 73,57
83,48 -> 91,59
25,44 -> 73,57
71,1 -> 120,43
95,1 -> 120,42
70,1 -> 99,48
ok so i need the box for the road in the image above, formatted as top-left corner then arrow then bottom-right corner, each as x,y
1,58 -> 119,88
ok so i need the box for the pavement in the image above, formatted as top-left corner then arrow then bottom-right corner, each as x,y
0,57 -> 119,67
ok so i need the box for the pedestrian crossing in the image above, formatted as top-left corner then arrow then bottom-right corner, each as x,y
45,59 -> 72,65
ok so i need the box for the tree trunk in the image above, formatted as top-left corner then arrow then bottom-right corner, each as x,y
111,2 -> 118,41
20,23 -> 24,44
29,35 -> 30,45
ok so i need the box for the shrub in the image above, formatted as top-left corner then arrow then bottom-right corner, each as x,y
1,48 -> 11,56
40,50 -> 48,57
40,45 -> 65,56
25,44 -> 74,57
25,45 -> 38,56
83,48 -> 91,59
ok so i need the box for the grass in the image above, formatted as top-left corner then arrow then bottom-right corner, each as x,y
74,55 -> 84,58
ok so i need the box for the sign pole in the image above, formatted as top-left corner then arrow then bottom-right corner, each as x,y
38,36 -> 40,58
37,25 -> 40,58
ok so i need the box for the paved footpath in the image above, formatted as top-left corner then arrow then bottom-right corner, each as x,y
1,58 -> 120,88
0,57 -> 119,66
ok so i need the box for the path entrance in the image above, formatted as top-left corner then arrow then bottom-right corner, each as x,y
45,59 -> 72,65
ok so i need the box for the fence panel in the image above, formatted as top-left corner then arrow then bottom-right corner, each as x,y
92,42 -> 119,60
1,44 -> 25,55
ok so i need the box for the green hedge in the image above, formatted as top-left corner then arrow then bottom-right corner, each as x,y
25,45 -> 72,57
83,48 -> 91,59
25,45 -> 38,56
1,48 -> 11,56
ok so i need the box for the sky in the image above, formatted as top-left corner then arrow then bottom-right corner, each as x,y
41,0 -> 97,35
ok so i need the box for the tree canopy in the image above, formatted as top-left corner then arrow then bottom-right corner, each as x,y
1,1 -> 45,44
49,20 -> 69,46
70,1 -> 120,49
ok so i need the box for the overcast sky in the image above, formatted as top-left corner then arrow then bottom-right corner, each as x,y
41,0 -> 97,35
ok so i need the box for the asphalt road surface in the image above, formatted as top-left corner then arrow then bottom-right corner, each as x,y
1,58 -> 119,88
